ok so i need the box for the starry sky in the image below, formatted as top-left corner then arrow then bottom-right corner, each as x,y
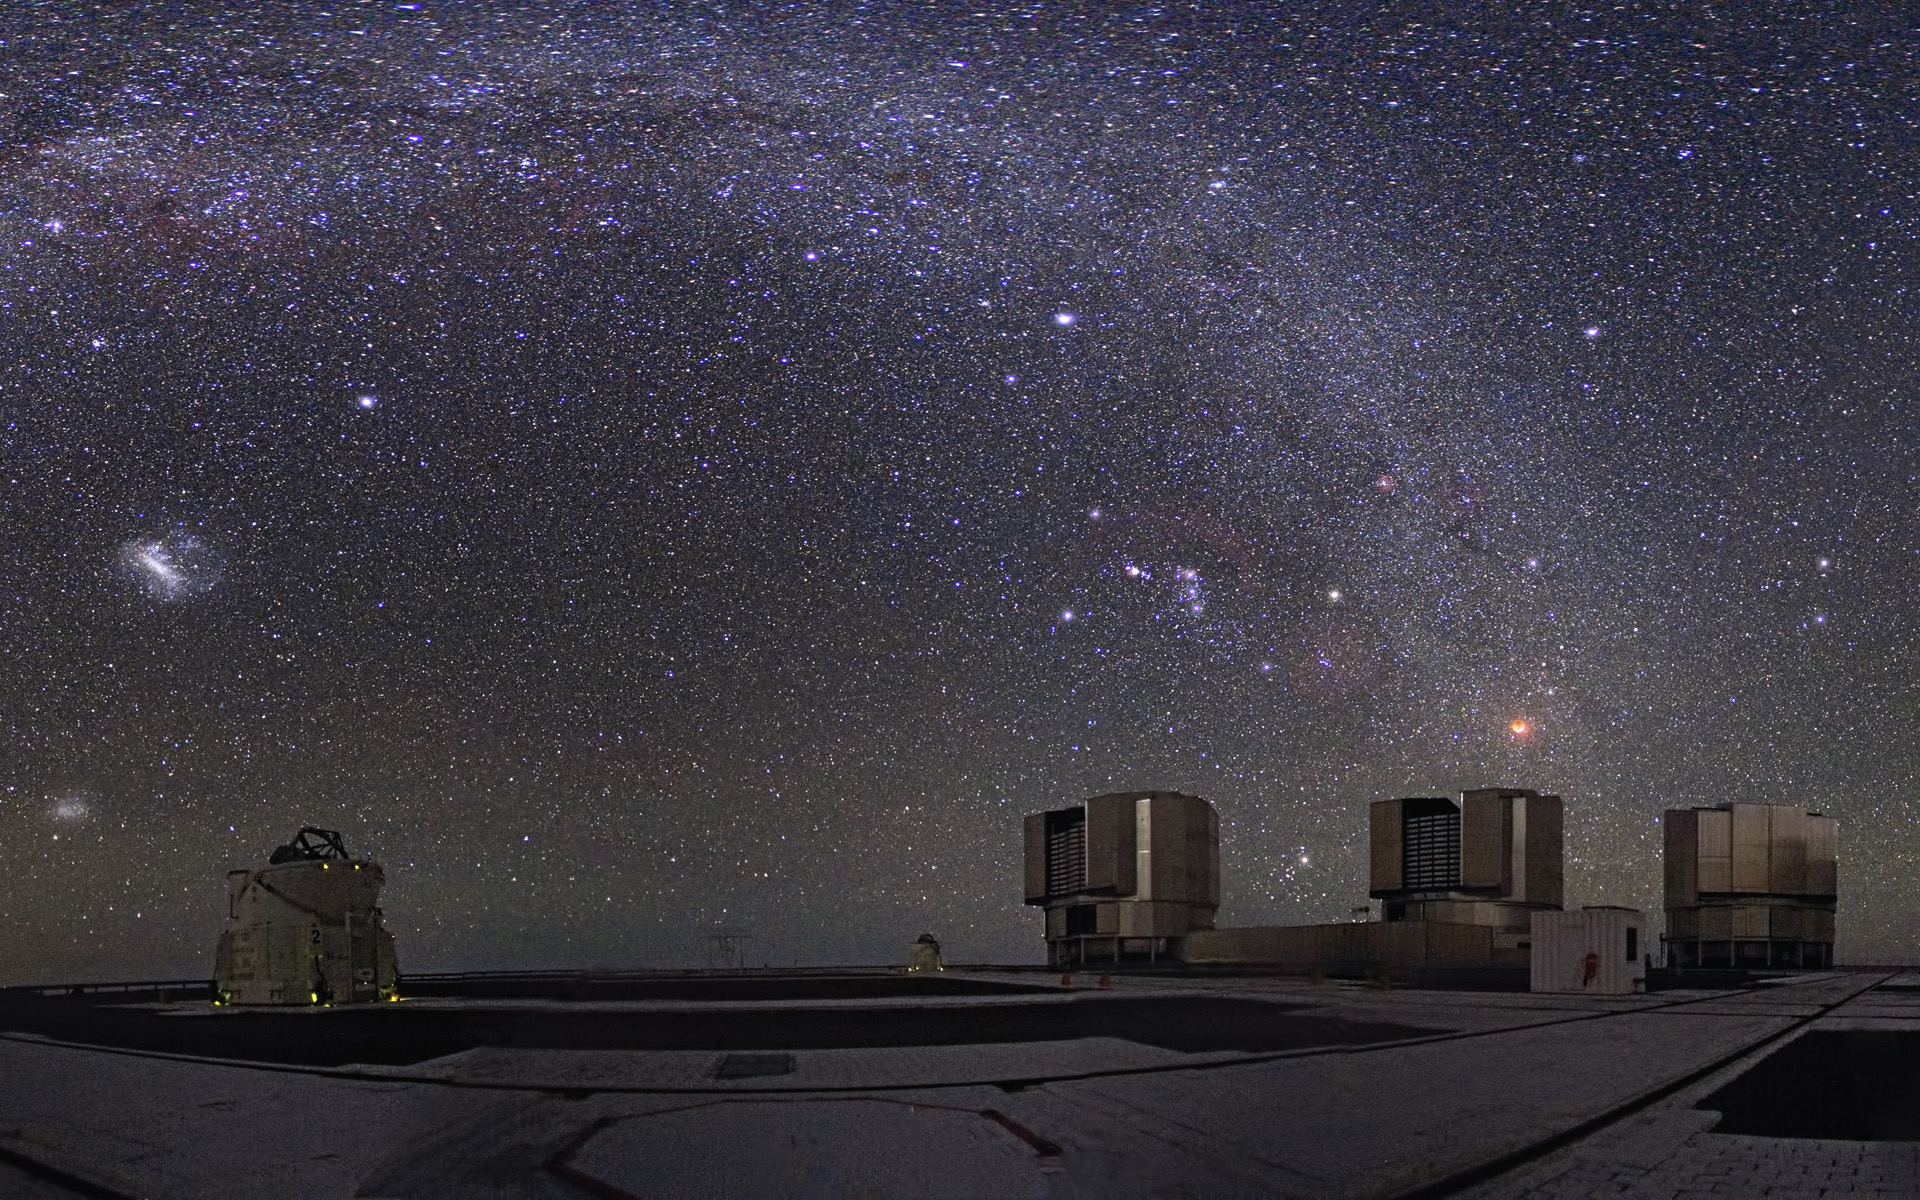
3,2 -> 1917,982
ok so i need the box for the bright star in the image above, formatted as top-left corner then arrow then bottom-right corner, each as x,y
357,395 -> 378,409
1053,312 -> 1075,326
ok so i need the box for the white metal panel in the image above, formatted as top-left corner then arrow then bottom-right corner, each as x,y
1530,909 -> 1646,995
1135,797 -> 1154,901
1807,815 -> 1838,896
1509,797 -> 1527,904
1731,803 -> 1771,891
1697,808 -> 1732,892
1770,806 -> 1809,894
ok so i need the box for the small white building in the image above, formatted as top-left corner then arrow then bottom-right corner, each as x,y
1530,907 -> 1646,995
214,827 -> 399,1006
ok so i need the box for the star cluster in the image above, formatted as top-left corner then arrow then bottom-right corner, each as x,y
3,2 -> 1917,980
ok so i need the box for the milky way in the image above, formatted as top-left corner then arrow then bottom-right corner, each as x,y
3,3 -> 1917,980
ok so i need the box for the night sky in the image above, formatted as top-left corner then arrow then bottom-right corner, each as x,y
4,2 -> 1917,982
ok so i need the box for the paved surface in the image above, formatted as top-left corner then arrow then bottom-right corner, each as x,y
0,971 -> 1906,1198
1467,973 -> 1920,1200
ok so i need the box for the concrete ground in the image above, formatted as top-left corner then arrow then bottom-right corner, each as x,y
0,970 -> 1909,1199
1463,971 -> 1920,1200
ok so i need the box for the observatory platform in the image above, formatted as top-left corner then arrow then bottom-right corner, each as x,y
2,968 -> 1918,1198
